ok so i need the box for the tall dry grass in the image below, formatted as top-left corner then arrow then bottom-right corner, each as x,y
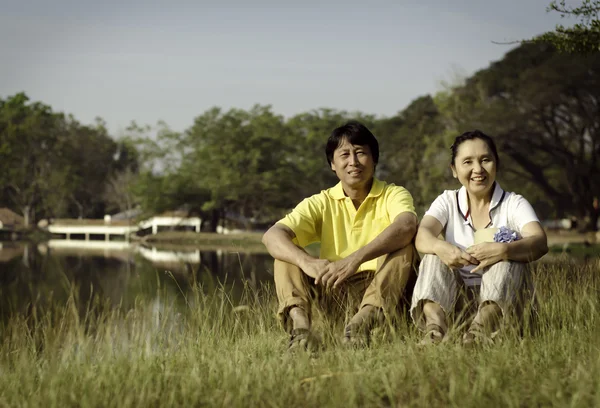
0,258 -> 599,407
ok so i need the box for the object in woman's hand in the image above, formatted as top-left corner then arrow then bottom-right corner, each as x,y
493,226 -> 520,243
473,228 -> 498,245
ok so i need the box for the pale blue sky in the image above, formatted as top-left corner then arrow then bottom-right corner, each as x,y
0,0 -> 574,136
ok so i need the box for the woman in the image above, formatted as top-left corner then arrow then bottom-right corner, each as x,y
411,130 -> 548,345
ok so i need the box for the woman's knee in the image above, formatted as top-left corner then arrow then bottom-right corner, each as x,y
418,254 -> 449,275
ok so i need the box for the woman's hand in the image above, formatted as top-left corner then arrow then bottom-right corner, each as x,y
435,241 -> 479,270
466,242 -> 508,273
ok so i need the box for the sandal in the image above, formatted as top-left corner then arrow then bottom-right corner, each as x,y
341,323 -> 370,348
288,328 -> 317,352
462,322 -> 494,348
418,323 -> 445,346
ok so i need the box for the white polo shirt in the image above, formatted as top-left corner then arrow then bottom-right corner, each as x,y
424,182 -> 540,286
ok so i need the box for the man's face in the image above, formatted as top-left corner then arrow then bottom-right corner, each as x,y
330,138 -> 375,189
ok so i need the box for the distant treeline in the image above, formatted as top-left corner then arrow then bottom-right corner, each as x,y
1,43 -> 599,231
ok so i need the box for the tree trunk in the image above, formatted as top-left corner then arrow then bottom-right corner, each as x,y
22,205 -> 30,228
587,207 -> 599,232
206,209 -> 220,232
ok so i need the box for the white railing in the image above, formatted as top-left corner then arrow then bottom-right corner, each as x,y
46,215 -> 202,241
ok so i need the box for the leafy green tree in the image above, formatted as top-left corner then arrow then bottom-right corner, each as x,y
439,43 -> 600,229
124,122 -> 207,219
0,93 -> 71,226
63,117 -> 125,219
533,0 -> 600,53
286,109 -> 379,204
375,95 -> 449,214
183,105 -> 297,229
0,93 -> 139,225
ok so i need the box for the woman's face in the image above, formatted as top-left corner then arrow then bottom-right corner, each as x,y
451,138 -> 497,196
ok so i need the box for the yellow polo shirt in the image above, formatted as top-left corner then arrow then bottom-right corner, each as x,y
277,178 -> 416,271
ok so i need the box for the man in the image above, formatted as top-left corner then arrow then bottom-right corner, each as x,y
262,121 -> 418,349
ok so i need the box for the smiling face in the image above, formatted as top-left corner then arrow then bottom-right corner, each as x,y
451,138 -> 497,197
330,137 -> 375,190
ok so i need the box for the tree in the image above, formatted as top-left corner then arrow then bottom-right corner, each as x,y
183,105 -> 298,229
102,138 -> 141,215
439,43 -> 600,230
0,93 -> 138,225
62,117 -> 125,219
374,95 -> 449,213
534,0 -> 600,53
0,93 -> 71,226
125,122 -> 210,220
286,109 -> 377,201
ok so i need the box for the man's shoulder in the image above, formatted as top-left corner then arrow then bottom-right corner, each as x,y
295,187 -> 335,208
373,179 -> 405,194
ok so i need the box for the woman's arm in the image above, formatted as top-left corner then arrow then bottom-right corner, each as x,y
504,221 -> 548,262
416,215 -> 479,269
467,221 -> 548,273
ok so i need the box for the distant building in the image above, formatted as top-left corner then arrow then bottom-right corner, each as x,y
0,208 -> 25,231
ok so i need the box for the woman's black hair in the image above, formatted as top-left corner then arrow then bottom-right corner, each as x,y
450,130 -> 500,169
325,121 -> 379,166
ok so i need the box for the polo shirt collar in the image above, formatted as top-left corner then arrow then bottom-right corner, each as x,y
457,182 -> 505,221
330,178 -> 384,200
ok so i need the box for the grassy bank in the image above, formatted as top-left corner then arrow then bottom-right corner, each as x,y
0,259 -> 599,407
139,231 -> 267,253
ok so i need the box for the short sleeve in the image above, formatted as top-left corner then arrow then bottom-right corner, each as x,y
508,194 -> 540,232
386,186 -> 417,221
277,194 -> 324,247
424,192 -> 451,228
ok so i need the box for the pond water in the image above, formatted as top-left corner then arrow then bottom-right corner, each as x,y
0,240 -> 274,323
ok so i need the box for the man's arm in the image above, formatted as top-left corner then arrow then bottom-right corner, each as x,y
317,212 -> 417,288
262,223 -> 328,279
349,211 -> 417,265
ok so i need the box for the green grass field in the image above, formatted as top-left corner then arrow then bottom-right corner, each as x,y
0,258 -> 599,407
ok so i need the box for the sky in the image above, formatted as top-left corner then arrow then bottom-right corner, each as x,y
0,0 -> 577,136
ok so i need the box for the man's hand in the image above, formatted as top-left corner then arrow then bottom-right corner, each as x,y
435,241 -> 479,270
466,243 -> 507,273
315,256 -> 361,290
299,258 -> 331,280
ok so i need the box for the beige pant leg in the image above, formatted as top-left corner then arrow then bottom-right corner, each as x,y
410,254 -> 465,331
359,244 -> 419,318
479,261 -> 533,318
274,259 -> 312,331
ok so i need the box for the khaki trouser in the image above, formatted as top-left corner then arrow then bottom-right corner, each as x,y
274,244 -> 419,331
410,254 -> 535,332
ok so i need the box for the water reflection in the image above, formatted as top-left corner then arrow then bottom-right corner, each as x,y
0,241 -> 274,323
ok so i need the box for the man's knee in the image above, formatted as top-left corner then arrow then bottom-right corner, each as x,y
274,259 -> 303,279
380,244 -> 418,272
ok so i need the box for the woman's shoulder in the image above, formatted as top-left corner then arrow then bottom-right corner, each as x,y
500,190 -> 532,206
433,188 -> 461,203
426,189 -> 461,211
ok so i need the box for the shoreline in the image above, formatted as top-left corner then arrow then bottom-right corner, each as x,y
1,230 -> 599,257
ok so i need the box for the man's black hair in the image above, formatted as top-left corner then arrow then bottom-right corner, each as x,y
325,121 -> 379,166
